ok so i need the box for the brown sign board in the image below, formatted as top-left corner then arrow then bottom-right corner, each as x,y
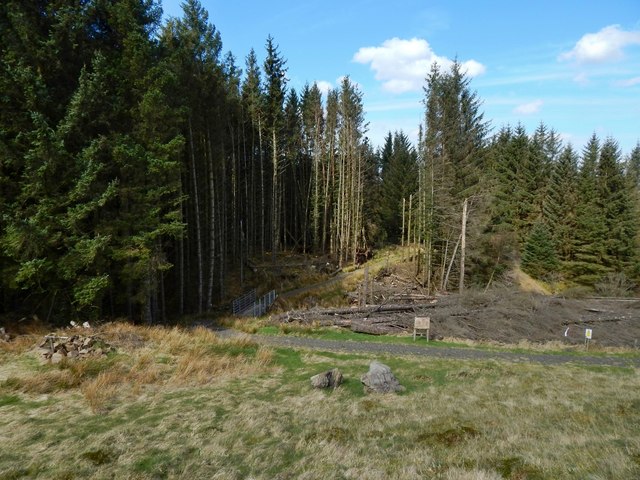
414,317 -> 430,330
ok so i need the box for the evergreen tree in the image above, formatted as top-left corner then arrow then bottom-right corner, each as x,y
301,83 -> 325,250
521,221 -> 559,279
240,48 -> 264,256
625,143 -> 640,188
544,145 -> 579,264
380,131 -> 418,242
568,134 -> 608,284
1,0 -> 181,321
263,35 -> 288,255
597,137 -> 636,273
419,61 -> 488,291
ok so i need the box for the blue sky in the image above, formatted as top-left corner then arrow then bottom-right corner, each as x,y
161,0 -> 640,156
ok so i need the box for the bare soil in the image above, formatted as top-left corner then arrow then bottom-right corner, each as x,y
278,260 -> 640,349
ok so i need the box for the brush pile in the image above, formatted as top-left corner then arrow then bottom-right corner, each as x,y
275,303 -> 437,335
37,334 -> 115,363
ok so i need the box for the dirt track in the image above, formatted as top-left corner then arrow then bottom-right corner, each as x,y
214,328 -> 639,368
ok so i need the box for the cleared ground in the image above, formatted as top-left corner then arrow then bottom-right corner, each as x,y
271,251 -> 640,349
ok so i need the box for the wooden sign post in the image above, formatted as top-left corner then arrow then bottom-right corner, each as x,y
585,328 -> 592,350
414,316 -> 431,342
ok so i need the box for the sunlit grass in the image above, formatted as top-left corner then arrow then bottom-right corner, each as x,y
1,322 -> 639,479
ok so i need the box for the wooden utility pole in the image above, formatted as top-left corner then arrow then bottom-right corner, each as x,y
459,198 -> 468,293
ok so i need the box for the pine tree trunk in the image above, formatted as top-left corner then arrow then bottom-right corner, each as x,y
178,178 -> 185,316
188,116 -> 203,314
258,117 -> 265,258
206,127 -> 216,310
272,128 -> 279,262
459,198 -> 468,293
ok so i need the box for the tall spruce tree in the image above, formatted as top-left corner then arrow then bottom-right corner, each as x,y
568,133 -> 608,284
263,35 -> 288,256
544,145 -> 579,265
380,131 -> 418,242
419,61 -> 488,291
597,138 -> 636,274
301,83 -> 325,250
1,0 -> 182,322
521,221 -> 559,279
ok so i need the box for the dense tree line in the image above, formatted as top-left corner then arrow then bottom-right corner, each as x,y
1,0 -> 639,324
0,0 -> 370,322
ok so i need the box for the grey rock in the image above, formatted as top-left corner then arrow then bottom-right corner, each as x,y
310,368 -> 343,389
50,352 -> 65,364
361,361 -> 404,394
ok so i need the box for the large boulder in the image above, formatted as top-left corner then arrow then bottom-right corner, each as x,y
310,368 -> 343,389
361,361 -> 404,394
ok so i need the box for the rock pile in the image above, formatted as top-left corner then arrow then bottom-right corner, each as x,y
38,334 -> 115,363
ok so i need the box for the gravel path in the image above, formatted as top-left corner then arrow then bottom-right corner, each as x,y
212,328 -> 640,368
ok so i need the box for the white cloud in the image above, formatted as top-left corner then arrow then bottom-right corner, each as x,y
336,75 -> 363,91
315,80 -> 333,96
513,99 -> 543,115
353,37 -> 486,93
614,76 -> 640,87
559,25 -> 640,64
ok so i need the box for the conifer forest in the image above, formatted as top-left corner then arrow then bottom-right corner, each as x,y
2,0 -> 639,324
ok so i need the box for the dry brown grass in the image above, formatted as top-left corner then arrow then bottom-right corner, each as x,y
81,369 -> 122,413
0,322 -> 273,414
1,342 -> 639,479
0,334 -> 42,355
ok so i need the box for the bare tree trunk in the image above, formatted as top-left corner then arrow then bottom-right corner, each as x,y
188,116 -> 203,314
206,127 -> 216,310
459,198 -> 468,294
440,237 -> 449,290
312,134 -> 320,250
178,178 -> 185,316
272,128 -> 279,262
219,138 -> 226,301
229,122 -> 238,262
444,233 -> 461,291
407,194 -> 413,247
258,117 -> 265,258
401,197 -> 406,247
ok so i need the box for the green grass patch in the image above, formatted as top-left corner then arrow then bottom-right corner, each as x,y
1,323 -> 639,479
0,394 -> 21,407
132,449 -> 174,476
256,324 -> 640,359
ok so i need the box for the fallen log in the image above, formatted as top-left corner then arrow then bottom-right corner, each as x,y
311,303 -> 435,316
351,322 -> 396,335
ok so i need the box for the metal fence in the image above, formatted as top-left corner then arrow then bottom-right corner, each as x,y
232,289 -> 277,317
231,289 -> 257,315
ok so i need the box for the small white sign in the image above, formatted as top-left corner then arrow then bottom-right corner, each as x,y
415,317 -> 430,329
585,329 -> 592,340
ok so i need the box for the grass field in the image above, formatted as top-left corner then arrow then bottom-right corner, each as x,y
1,323 -> 639,479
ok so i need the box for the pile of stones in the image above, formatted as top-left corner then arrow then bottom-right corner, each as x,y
310,361 -> 405,394
38,334 -> 115,363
